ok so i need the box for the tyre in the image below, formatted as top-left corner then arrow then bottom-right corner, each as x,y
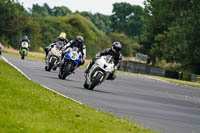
61,63 -> 72,79
53,66 -> 57,71
21,51 -> 25,60
21,56 -> 24,60
89,72 -> 103,90
58,73 -> 62,79
83,80 -> 89,89
47,57 -> 56,71
45,66 -> 48,71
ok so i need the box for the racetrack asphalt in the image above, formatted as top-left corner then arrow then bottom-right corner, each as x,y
3,56 -> 200,133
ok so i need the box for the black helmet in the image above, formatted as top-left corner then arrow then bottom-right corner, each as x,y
76,36 -> 84,44
112,41 -> 122,53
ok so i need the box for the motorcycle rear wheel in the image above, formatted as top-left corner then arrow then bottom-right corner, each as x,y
46,57 -> 56,71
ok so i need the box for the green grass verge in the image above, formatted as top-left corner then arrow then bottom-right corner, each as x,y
118,71 -> 200,88
147,75 -> 200,88
0,60 -> 154,133
2,50 -> 44,62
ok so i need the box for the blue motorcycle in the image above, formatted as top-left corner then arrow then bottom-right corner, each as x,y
58,47 -> 81,79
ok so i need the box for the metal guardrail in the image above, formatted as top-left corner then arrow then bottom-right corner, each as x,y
191,74 -> 196,82
191,74 -> 200,82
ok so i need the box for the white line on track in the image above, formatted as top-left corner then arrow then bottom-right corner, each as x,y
1,56 -> 83,104
2,56 -> 31,80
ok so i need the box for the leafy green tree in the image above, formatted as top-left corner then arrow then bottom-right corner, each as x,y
80,12 -> 111,34
38,14 -> 112,57
31,4 -> 49,17
0,0 -> 41,50
31,3 -> 71,17
109,32 -> 141,56
111,2 -> 144,36
52,6 -> 71,16
142,0 -> 200,73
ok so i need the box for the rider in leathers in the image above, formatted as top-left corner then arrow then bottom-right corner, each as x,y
85,41 -> 122,80
61,35 -> 86,71
44,32 -> 68,58
19,35 -> 30,52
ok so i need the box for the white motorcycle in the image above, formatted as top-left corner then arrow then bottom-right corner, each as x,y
45,45 -> 62,71
84,55 -> 115,90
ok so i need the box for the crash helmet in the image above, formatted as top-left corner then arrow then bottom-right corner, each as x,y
59,32 -> 67,40
23,35 -> 28,40
112,41 -> 122,53
75,35 -> 84,45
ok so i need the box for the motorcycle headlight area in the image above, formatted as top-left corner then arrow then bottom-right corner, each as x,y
71,52 -> 79,59
64,53 -> 71,60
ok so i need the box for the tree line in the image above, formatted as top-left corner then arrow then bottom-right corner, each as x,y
0,0 -> 142,58
0,0 -> 199,74
140,0 -> 200,74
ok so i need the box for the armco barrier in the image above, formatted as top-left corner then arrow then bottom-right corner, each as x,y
165,70 -> 179,79
119,61 -> 181,79
191,74 -> 196,82
119,61 -> 166,77
119,61 -> 200,82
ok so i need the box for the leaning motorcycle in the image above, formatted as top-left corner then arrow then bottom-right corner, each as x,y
58,47 -> 81,79
45,45 -> 62,71
84,55 -> 115,90
20,41 -> 29,60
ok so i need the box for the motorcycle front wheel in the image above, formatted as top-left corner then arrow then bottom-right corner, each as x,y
89,72 -> 103,90
60,62 -> 73,79
46,57 -> 57,71
21,51 -> 25,60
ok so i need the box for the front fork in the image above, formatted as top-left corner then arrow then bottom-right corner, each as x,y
91,70 -> 104,83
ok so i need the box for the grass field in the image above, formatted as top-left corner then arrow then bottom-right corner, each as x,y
2,46 -> 45,62
0,60 -> 155,133
147,75 -> 200,88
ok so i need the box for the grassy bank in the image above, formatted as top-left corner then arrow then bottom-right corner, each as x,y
2,46 -> 45,62
0,60 -> 154,133
147,75 -> 200,88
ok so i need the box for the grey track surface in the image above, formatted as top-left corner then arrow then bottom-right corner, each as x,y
4,56 -> 200,133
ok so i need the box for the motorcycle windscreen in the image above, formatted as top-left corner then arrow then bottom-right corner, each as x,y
105,55 -> 114,63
